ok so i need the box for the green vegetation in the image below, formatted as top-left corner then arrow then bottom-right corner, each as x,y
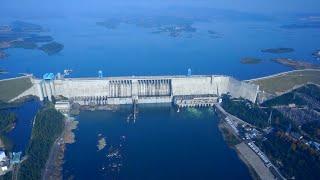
221,95 -> 292,131
240,57 -> 262,64
0,111 -> 16,150
256,131 -> 320,180
221,84 -> 320,179
262,84 -> 320,107
261,48 -> 294,54
301,121 -> 320,141
0,21 -> 60,57
271,58 -> 320,70
10,41 -> 37,49
39,42 -> 64,55
219,124 -> 240,146
18,103 -> 65,180
221,95 -> 269,128
251,70 -> 320,94
0,77 -> 33,102
1,171 -> 13,180
0,111 -> 16,134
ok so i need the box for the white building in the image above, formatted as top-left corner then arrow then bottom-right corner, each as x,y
0,151 -> 6,162
55,101 -> 71,115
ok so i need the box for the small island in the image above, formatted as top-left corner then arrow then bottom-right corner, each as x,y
0,51 -> 7,59
97,16 -> 198,38
313,50 -> 320,58
261,48 -> 294,54
272,58 -> 320,69
39,42 -> 64,55
208,30 -> 222,39
0,68 -> 7,74
97,136 -> 106,151
96,20 -> 120,29
240,57 -> 262,64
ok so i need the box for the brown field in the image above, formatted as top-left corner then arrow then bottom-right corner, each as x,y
0,76 -> 32,102
250,70 -> 320,94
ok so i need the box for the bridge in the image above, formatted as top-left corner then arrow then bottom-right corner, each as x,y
8,74 -> 259,106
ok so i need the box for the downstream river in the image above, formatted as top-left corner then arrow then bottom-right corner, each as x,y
63,105 -> 251,179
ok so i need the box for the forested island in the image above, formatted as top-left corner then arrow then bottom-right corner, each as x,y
39,42 -> 64,55
261,48 -> 294,54
240,57 -> 262,64
97,16 -> 198,38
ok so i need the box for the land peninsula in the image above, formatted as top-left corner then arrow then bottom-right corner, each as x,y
0,21 -> 64,58
272,58 -> 320,70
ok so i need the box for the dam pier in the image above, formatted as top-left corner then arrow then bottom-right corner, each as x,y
11,73 -> 259,107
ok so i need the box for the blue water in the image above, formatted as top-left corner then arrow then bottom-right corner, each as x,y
0,16 -> 319,80
5,100 -> 41,153
63,105 -> 251,180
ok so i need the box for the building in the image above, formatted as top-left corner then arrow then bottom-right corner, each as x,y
55,101 -> 71,115
0,151 -> 6,162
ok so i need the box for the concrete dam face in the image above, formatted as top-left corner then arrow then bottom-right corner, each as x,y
14,75 -> 259,106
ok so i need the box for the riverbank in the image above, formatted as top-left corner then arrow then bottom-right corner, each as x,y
217,117 -> 273,180
42,116 -> 78,180
214,104 -> 278,180
235,142 -> 275,180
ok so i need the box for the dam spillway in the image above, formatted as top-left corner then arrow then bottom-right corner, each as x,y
12,74 -> 259,106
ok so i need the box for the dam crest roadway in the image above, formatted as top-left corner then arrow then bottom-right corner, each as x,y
10,73 -> 260,107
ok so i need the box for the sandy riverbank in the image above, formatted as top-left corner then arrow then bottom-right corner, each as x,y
235,142 -> 275,180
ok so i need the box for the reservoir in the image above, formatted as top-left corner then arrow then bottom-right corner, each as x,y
63,105 -> 251,179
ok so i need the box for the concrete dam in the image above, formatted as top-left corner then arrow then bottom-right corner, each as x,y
14,74 -> 259,107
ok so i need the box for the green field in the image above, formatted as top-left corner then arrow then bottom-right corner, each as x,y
0,76 -> 33,102
251,70 -> 320,94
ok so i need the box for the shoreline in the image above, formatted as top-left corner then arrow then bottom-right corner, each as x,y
217,120 -> 259,180
42,116 -> 78,180
214,105 -> 277,180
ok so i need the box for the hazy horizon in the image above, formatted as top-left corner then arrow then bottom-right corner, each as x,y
1,0 -> 320,19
